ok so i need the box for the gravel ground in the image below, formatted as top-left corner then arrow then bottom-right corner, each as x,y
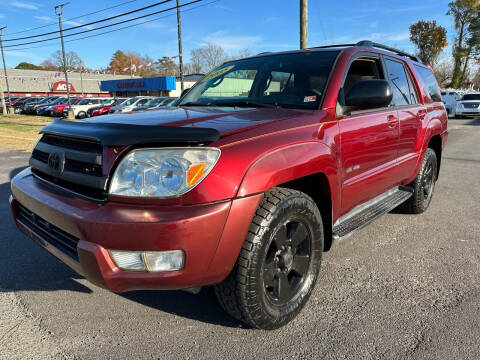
0,118 -> 479,360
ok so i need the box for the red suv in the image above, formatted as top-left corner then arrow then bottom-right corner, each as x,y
10,41 -> 447,329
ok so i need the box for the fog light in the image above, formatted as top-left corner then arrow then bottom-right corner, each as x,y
143,250 -> 185,272
108,250 -> 185,272
109,250 -> 145,271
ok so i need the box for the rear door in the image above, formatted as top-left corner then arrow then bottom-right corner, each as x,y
338,54 -> 400,215
383,57 -> 424,181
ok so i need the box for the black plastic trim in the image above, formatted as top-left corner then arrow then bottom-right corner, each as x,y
40,119 -> 221,146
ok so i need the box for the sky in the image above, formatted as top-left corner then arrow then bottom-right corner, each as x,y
0,0 -> 457,70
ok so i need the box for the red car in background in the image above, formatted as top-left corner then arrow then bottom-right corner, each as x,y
90,98 -> 127,117
51,97 -> 84,117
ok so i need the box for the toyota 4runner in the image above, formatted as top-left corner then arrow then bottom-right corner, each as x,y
10,40 -> 448,329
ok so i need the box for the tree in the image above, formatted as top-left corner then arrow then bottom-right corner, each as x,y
447,0 -> 479,88
40,59 -> 57,71
46,50 -> 84,70
189,43 -> 229,73
409,21 -> 448,65
15,62 -> 42,70
432,59 -> 454,87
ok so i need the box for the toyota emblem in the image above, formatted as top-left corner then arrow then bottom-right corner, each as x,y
47,152 -> 64,175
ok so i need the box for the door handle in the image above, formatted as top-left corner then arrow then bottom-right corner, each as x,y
387,114 -> 397,128
417,109 -> 427,119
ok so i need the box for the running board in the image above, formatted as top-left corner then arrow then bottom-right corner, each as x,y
332,186 -> 413,241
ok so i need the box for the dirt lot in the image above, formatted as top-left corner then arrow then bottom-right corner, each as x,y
0,115 -> 51,152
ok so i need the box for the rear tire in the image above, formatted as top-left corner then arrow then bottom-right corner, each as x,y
215,187 -> 323,330
399,148 -> 437,214
77,111 -> 86,119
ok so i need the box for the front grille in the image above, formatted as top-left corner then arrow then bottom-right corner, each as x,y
463,103 -> 479,109
17,203 -> 80,261
29,134 -> 107,200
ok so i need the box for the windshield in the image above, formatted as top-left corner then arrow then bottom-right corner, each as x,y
101,99 -> 115,106
122,97 -> 140,106
179,51 -> 339,109
462,94 -> 480,101
76,99 -> 91,105
145,97 -> 166,106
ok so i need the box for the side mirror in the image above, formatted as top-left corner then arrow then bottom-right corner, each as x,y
180,88 -> 190,98
345,79 -> 392,109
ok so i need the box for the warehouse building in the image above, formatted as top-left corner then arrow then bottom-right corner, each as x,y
1,68 -> 131,97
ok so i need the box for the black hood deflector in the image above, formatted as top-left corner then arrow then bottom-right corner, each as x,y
39,119 -> 221,146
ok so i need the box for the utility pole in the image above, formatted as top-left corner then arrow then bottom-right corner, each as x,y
0,26 -> 12,113
55,2 -> 73,119
300,0 -> 308,49
0,65 -> 6,115
176,0 -> 184,92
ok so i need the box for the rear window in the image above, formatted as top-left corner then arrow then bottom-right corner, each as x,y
414,65 -> 442,102
462,94 -> 480,101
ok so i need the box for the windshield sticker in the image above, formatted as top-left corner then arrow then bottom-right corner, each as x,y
202,65 -> 235,82
304,95 -> 317,102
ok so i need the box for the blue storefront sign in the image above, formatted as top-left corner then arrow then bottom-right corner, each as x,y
100,76 -> 176,92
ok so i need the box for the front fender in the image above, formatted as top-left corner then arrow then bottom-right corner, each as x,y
237,141 -> 340,212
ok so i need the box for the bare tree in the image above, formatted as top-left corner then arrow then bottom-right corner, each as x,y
433,59 -> 454,87
189,43 -> 229,73
47,50 -> 84,71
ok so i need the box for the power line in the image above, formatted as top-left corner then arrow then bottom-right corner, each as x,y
6,0 -> 219,53
4,0 -> 202,48
4,0 -> 173,42
4,0 -> 138,36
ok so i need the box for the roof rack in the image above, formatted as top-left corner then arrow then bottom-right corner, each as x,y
311,40 -> 422,63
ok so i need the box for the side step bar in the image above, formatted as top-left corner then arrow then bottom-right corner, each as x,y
332,186 -> 413,242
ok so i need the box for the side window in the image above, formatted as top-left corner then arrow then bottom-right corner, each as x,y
414,65 -> 442,102
405,67 -> 419,104
343,57 -> 385,110
385,59 -> 412,106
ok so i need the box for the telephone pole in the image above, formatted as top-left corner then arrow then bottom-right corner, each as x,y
0,26 -> 12,113
176,0 -> 184,92
55,2 -> 73,119
300,0 -> 308,49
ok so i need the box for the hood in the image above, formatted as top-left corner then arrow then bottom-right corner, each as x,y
81,106 -> 307,137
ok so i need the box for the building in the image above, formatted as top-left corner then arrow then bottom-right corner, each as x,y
100,74 -> 203,97
1,68 -> 131,97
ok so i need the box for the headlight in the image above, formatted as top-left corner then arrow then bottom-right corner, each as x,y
109,147 -> 221,197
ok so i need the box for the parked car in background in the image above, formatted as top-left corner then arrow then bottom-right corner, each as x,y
36,97 -> 67,116
10,41 -> 448,329
87,98 -> 127,117
0,96 -> 23,112
441,90 -> 460,117
11,97 -> 36,114
455,93 -> 480,118
24,96 -> 59,115
65,97 -> 110,119
131,97 -> 169,111
159,97 -> 178,107
50,97 -> 84,117
108,96 -> 152,113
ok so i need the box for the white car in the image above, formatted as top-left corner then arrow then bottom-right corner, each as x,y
108,96 -> 152,114
441,90 -> 460,117
64,98 -> 111,119
455,93 -> 480,118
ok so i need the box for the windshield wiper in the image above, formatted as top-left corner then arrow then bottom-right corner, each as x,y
214,100 -> 279,108
179,102 -> 207,107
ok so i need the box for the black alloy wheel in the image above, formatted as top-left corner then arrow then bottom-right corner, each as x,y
263,219 -> 312,305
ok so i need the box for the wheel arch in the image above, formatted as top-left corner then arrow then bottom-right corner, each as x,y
428,134 -> 442,178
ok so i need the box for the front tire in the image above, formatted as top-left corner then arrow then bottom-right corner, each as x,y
400,148 -> 438,214
215,187 -> 323,329
77,111 -> 86,119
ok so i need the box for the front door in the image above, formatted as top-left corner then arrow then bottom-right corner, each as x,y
338,55 -> 399,215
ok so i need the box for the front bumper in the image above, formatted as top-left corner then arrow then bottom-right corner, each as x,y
10,168 -> 262,292
456,108 -> 480,116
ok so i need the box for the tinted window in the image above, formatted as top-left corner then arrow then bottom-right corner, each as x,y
414,65 -> 442,102
385,59 -> 411,106
462,94 -> 480,101
180,51 -> 339,110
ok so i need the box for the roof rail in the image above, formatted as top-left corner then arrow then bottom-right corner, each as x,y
310,40 -> 422,63
355,40 -> 422,63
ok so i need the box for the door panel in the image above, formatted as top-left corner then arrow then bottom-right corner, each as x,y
339,109 -> 399,215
